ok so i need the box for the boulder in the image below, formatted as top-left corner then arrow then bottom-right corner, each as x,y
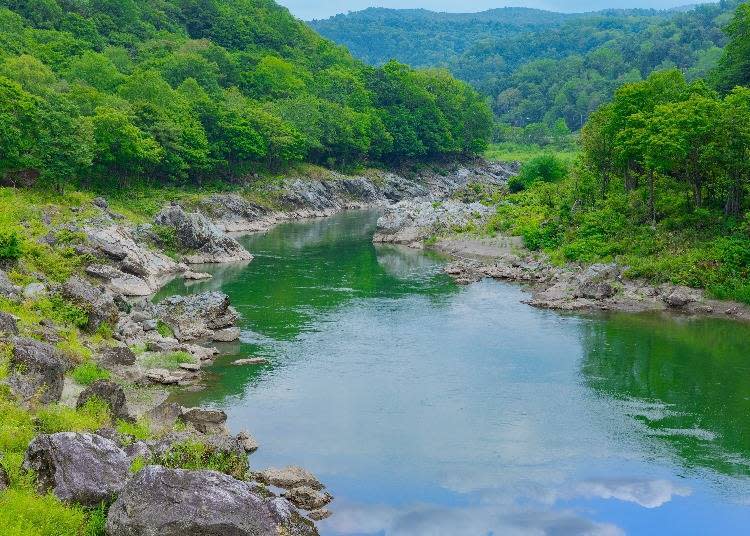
149,291 -> 239,342
0,269 -> 21,298
23,432 -> 129,506
60,276 -> 119,332
105,466 -> 317,536
0,311 -> 18,336
180,407 -> 228,435
86,225 -> 181,294
8,337 -> 68,404
237,430 -> 259,453
664,287 -> 697,308
85,264 -> 154,297
255,466 -> 324,491
100,346 -> 136,366
23,282 -> 47,299
575,264 -> 620,300
373,200 -> 493,246
283,486 -> 333,511
265,497 -> 320,536
154,205 -> 253,264
211,327 -> 241,342
77,380 -> 131,422
92,197 -> 108,210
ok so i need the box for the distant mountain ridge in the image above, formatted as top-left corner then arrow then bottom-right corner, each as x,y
310,2 -> 736,131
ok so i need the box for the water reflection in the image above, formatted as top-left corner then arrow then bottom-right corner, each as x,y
580,312 -> 750,477
159,211 -> 750,535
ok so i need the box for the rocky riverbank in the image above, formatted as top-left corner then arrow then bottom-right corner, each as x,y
0,159 -> 515,534
374,201 -> 750,322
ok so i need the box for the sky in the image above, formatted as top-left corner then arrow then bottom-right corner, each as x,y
277,1 -> 703,20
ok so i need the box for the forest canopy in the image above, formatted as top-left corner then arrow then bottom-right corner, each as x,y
313,2 -> 742,135
0,0 -> 493,190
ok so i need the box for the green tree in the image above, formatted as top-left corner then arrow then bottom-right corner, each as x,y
89,107 -> 163,184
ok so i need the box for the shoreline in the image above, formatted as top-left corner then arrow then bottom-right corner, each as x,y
429,236 -> 750,323
0,158 -> 518,534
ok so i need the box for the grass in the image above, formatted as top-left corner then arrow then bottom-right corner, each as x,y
150,439 -> 249,480
484,142 -> 578,164
70,362 -> 111,386
35,398 -> 111,434
140,351 -> 194,370
0,390 -> 111,535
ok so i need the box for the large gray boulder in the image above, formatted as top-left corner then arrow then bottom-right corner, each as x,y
254,466 -> 324,491
60,276 -> 119,332
77,380 -> 131,422
154,205 -> 252,264
149,291 -> 239,342
23,433 -> 129,506
86,225 -> 182,295
105,466 -> 318,536
8,337 -> 69,404
100,345 -> 137,366
0,311 -> 18,336
179,407 -> 228,435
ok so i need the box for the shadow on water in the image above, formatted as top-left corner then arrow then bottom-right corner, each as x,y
158,210 -> 458,405
579,311 -> 750,477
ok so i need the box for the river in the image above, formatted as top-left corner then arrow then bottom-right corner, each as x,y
158,210 -> 750,536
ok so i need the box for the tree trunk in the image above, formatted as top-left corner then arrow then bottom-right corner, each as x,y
692,178 -> 703,208
725,175 -> 743,217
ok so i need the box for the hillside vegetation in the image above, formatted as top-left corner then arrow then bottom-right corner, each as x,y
0,0 -> 493,193
474,3 -> 750,304
312,2 -> 740,137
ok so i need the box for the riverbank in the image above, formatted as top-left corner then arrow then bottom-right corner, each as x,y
0,159 -> 516,534
373,200 -> 750,323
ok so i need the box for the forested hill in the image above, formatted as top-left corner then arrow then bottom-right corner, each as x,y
310,7 -> 582,67
0,0 -> 492,192
312,2 -> 740,133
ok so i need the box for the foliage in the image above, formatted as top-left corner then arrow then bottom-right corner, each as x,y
508,154 -> 568,192
35,398 -> 111,434
150,439 -> 249,480
314,2 -> 742,133
0,225 -> 22,261
141,350 -> 193,370
0,0 -> 492,191
70,362 -> 111,386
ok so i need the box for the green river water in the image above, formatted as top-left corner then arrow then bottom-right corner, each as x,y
158,210 -> 750,536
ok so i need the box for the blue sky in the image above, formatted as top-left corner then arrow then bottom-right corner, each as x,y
278,1 -> 705,20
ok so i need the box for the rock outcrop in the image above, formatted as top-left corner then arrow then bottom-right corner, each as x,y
77,380 -> 131,422
374,200 -> 494,246
86,225 -> 183,296
8,337 -> 69,405
179,407 -> 228,435
106,466 -> 318,536
60,276 -> 119,332
148,291 -> 240,342
254,466 -> 324,491
23,432 -> 129,506
0,311 -> 18,336
154,205 -> 252,264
